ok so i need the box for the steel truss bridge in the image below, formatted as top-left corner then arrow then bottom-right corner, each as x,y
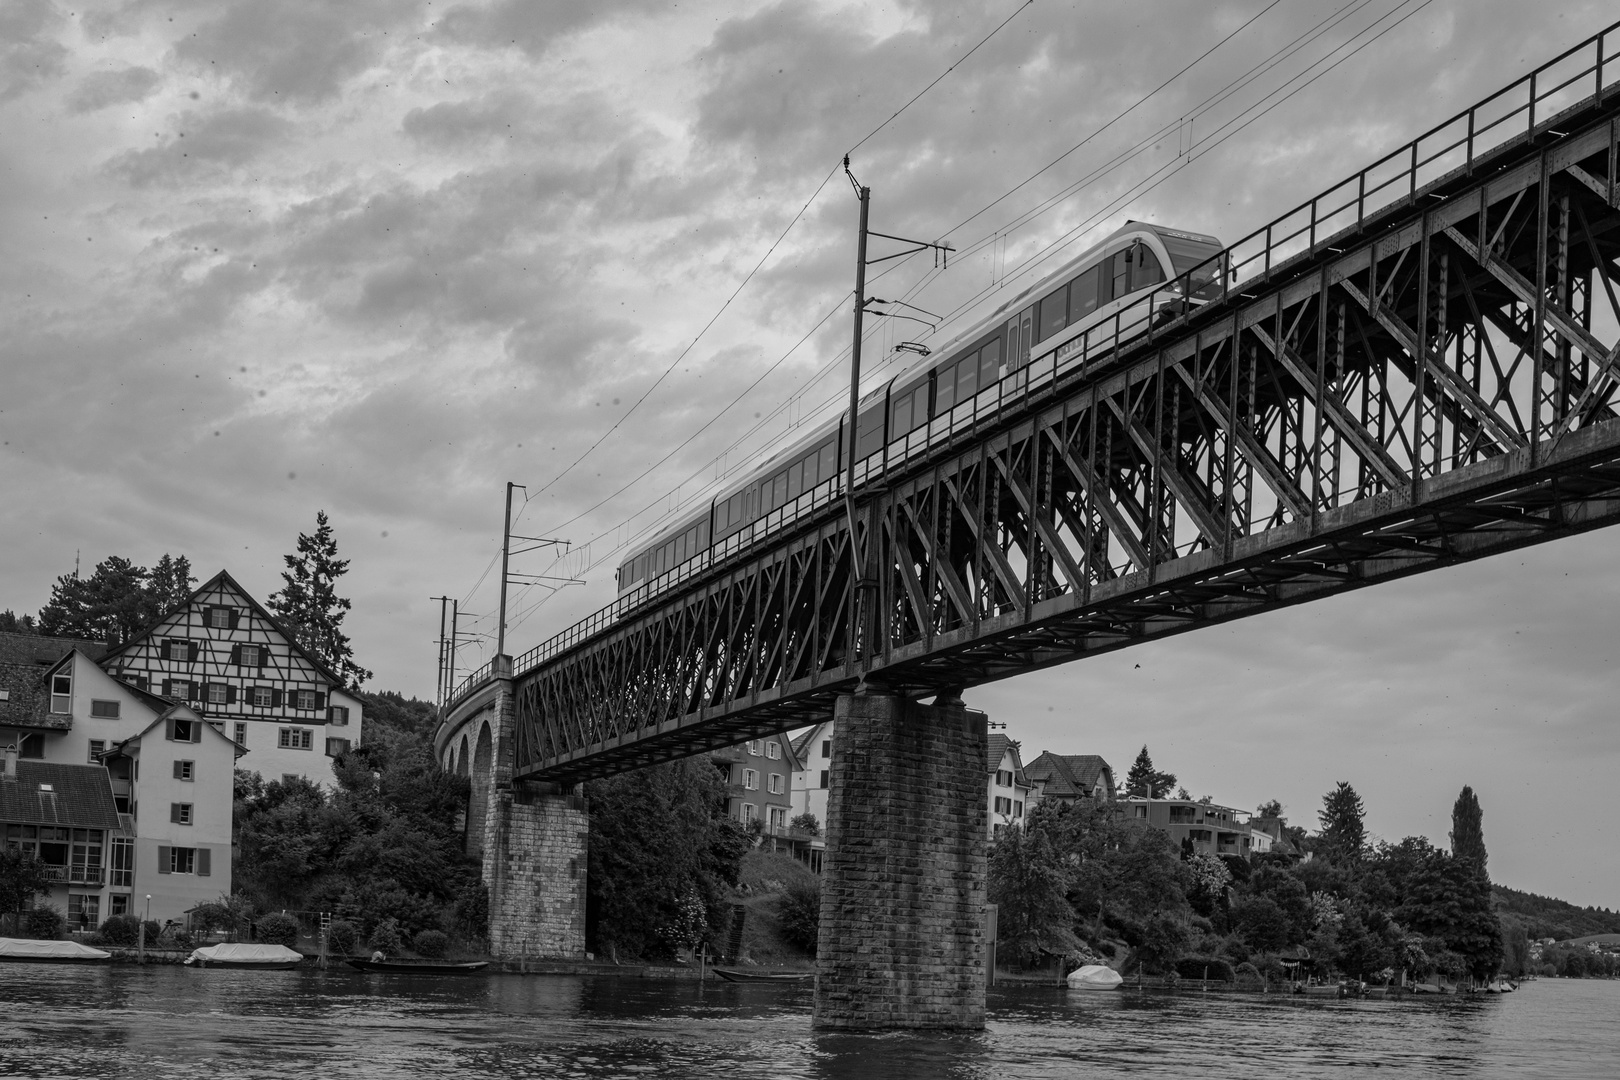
464,25 -> 1620,783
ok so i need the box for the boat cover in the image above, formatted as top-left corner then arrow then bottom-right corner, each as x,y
1067,964 -> 1123,990
0,937 -> 112,960
186,943 -> 304,965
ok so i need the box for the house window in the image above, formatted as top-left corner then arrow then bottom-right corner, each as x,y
87,740 -> 105,763
251,686 -> 272,707
109,893 -> 130,916
50,674 -> 71,714
234,723 -> 248,747
110,838 -> 134,888
995,769 -> 1012,787
19,733 -> 44,759
171,718 -> 198,742
208,606 -> 233,629
746,740 -> 760,756
327,706 -> 349,726
238,645 -> 261,668
278,728 -> 314,750
171,803 -> 193,825
167,847 -> 196,874
768,807 -> 787,832
68,893 -> 100,929
766,741 -> 780,760
821,740 -> 830,759
325,737 -> 351,757
994,796 -> 1012,816
819,770 -> 828,789
295,689 -> 316,711
164,679 -> 194,701
207,683 -> 228,705
742,803 -> 758,822
742,769 -> 758,790
90,699 -> 120,718
165,640 -> 190,662
767,773 -> 784,795
1134,805 -> 1147,818
1014,800 -> 1024,819
174,760 -> 194,781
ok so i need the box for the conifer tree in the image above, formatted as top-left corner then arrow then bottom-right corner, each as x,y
269,511 -> 372,689
1124,745 -> 1177,798
1450,785 -> 1488,876
1317,781 -> 1367,862
37,554 -> 194,644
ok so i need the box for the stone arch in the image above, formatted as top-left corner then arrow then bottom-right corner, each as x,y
457,733 -> 470,777
467,719 -> 494,858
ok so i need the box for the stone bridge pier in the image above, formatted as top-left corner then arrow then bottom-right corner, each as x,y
437,656 -> 588,959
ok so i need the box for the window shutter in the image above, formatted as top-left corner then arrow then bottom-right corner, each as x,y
227,686 -> 237,705
228,609 -> 240,629
197,848 -> 211,877
170,803 -> 181,823
173,760 -> 183,780
258,649 -> 267,670
315,693 -> 326,710
187,642 -> 200,662
162,679 -> 173,698
165,717 -> 176,741
271,689 -> 283,708
230,644 -> 241,666
157,846 -> 171,874
191,722 -> 202,744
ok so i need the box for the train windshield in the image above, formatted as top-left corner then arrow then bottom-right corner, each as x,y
1160,233 -> 1226,298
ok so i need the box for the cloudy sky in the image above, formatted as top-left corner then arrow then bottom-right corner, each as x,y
4,0 -> 1618,907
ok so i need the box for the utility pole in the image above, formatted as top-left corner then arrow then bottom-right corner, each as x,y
431,595 -> 453,707
497,482 -> 517,658
493,481 -> 579,662
840,156 -> 953,666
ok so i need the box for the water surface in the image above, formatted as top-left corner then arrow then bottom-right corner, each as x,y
1,966 -> 1612,1078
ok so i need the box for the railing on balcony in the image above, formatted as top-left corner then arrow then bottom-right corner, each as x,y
43,865 -> 104,886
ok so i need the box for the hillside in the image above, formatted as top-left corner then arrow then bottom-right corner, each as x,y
1494,885 -> 1620,941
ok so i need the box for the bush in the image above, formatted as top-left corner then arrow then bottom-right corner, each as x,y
1233,961 -> 1265,989
454,884 -> 488,941
25,906 -> 65,940
326,920 -> 359,956
189,902 -> 236,936
789,813 -> 820,836
256,913 -> 300,947
776,881 -> 820,954
143,920 -> 163,945
167,929 -> 195,950
97,915 -> 142,947
413,929 -> 449,958
368,918 -> 402,956
1175,956 -> 1235,982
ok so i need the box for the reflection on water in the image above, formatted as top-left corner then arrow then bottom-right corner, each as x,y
0,966 -> 1613,1079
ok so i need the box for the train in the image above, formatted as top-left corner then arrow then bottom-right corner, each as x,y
615,220 -> 1227,598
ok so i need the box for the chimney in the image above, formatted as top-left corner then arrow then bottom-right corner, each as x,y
2,743 -> 17,782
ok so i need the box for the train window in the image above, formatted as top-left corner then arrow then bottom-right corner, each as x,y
980,338 -> 1002,386
890,391 -> 911,435
957,351 -> 979,401
936,365 -> 956,413
1110,249 -> 1131,300
1132,246 -> 1163,291
771,472 -> 787,508
1038,285 -> 1067,340
788,460 -> 804,499
1072,266 -> 1100,321
675,533 -> 686,563
819,441 -> 837,483
802,450 -> 818,488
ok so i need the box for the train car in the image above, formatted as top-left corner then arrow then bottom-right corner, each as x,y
615,221 -> 1226,600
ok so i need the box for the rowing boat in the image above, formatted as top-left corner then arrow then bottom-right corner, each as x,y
346,958 -> 490,974
711,968 -> 813,983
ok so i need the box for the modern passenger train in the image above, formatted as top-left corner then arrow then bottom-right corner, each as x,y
615,221 -> 1226,598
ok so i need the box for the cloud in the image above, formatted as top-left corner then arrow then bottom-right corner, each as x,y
66,65 -> 163,112
107,106 -> 293,186
0,0 -> 67,101
433,0 -> 663,58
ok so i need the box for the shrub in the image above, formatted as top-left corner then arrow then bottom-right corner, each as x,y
368,918 -> 402,956
326,920 -> 359,957
1233,961 -> 1265,989
189,902 -> 236,936
789,813 -> 820,837
1175,956 -> 1235,982
167,929 -> 194,950
142,920 -> 163,945
776,881 -> 820,954
97,915 -> 142,947
413,929 -> 449,958
454,884 -> 488,941
256,913 -> 300,947
25,906 -> 65,940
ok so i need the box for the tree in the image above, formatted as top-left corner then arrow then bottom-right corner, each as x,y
0,610 -> 37,634
1255,799 -> 1284,819
1317,781 -> 1367,863
988,823 -> 1080,966
268,511 -> 371,689
1397,849 -> 1503,981
1450,785 -> 1487,876
36,554 -> 193,644
0,848 -> 53,933
1124,745 -> 1177,798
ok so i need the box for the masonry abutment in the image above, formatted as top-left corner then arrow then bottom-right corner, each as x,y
813,693 -> 989,1031
479,655 -> 589,959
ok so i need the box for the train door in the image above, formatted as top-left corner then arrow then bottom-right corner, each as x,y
1004,307 -> 1033,376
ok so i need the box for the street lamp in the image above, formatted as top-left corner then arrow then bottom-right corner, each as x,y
138,894 -> 152,964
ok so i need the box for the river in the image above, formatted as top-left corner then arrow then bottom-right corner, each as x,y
0,967 -> 1613,1078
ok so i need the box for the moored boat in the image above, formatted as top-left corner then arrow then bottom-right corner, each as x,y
185,943 -> 305,969
346,958 -> 490,974
0,937 -> 111,964
712,968 -> 813,983
1066,964 -> 1124,990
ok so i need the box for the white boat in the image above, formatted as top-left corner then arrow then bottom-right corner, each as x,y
1067,964 -> 1123,990
0,937 -> 112,963
185,943 -> 304,969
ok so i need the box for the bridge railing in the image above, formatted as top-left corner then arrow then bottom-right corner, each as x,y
461,20 -> 1620,702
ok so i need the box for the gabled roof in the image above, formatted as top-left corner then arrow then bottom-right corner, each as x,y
986,734 -> 1027,783
0,632 -> 107,731
0,760 -> 121,830
97,569 -> 349,690
789,721 -> 830,764
105,704 -> 246,761
1025,752 -> 1114,799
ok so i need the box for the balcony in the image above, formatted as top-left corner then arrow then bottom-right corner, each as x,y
42,865 -> 104,886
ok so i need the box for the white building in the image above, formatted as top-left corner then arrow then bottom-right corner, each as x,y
986,734 -> 1032,835
789,719 -> 835,831
96,570 -> 363,787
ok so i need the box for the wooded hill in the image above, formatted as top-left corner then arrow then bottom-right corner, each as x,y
1494,885 -> 1620,941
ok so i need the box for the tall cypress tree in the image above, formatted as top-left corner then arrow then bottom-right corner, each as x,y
1450,785 -> 1488,876
269,511 -> 372,689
